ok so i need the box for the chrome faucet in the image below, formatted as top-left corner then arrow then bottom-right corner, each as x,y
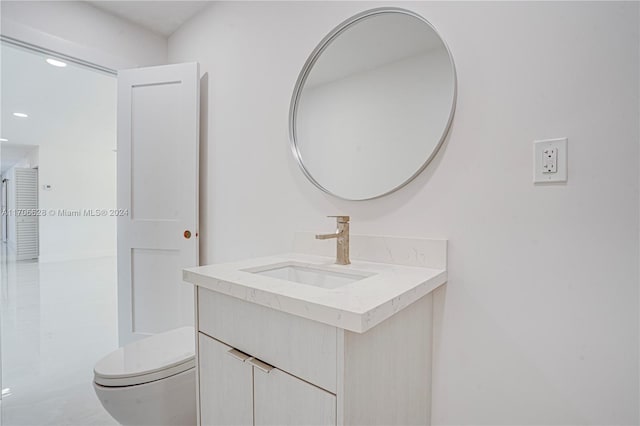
316,216 -> 350,265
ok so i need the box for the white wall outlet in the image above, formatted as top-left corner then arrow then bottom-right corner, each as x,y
534,138 -> 567,183
542,147 -> 557,173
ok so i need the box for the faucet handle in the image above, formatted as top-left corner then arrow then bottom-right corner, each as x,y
327,215 -> 350,223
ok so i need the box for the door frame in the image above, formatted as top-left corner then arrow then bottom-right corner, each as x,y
0,36 -> 117,76
2,178 -> 8,242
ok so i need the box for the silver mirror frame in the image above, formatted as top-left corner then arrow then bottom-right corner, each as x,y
289,7 -> 458,201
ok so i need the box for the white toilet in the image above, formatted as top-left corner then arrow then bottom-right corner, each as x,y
93,326 -> 197,426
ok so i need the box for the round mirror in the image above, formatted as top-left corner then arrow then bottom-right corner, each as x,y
290,8 -> 457,200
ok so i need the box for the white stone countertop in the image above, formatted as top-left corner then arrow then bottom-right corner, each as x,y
183,252 -> 447,333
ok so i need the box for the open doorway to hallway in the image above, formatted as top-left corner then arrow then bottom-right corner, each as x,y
0,41 -> 118,425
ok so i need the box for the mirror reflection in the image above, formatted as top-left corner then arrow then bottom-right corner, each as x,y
291,9 -> 457,200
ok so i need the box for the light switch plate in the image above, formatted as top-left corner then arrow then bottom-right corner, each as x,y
533,138 -> 567,183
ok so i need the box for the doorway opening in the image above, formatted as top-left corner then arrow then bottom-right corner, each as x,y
0,41 -> 118,425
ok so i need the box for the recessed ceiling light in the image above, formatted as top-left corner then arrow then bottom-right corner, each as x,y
0,138 -> 8,142
46,58 -> 67,67
13,112 -> 28,118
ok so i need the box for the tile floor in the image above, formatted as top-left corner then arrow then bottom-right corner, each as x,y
0,244 -> 118,425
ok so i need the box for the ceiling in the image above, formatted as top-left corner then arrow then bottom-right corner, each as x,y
1,43 -> 116,174
87,1 -> 211,37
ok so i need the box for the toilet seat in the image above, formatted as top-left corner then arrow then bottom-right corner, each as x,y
94,326 -> 195,387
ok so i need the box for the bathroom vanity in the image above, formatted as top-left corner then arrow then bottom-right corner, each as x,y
183,233 -> 447,426
180,4 -> 456,424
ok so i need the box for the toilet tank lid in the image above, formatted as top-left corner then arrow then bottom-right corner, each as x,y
94,326 -> 195,384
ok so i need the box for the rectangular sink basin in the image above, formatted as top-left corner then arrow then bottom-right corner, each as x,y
244,262 -> 372,289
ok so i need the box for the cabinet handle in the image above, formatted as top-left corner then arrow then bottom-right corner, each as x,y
248,357 -> 274,373
227,348 -> 251,362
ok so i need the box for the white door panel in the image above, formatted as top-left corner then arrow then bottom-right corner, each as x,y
117,62 -> 199,345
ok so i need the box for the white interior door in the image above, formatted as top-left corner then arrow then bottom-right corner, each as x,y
14,168 -> 38,261
117,62 -> 199,345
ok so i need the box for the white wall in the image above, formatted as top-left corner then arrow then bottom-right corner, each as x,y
36,74 -> 117,263
169,2 -> 639,424
37,143 -> 116,263
0,1 -> 168,70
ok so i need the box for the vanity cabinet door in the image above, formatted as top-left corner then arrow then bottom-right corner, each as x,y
199,334 -> 253,426
253,365 -> 336,426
